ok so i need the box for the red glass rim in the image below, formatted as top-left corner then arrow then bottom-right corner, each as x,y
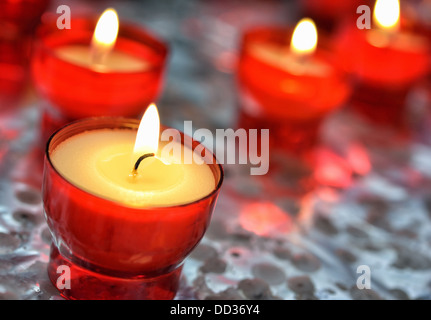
45,117 -> 224,211
237,25 -> 352,120
34,16 -> 169,75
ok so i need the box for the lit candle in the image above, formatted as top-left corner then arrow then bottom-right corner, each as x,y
42,108 -> 223,300
50,104 -> 215,207
237,19 -> 350,153
335,0 -> 430,126
31,8 -> 168,142
54,8 -> 149,72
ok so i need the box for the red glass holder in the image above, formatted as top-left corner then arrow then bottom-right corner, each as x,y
0,38 -> 30,111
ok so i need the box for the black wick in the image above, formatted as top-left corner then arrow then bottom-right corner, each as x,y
131,153 -> 155,176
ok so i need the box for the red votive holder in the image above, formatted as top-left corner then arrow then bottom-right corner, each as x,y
31,16 -> 169,142
335,24 -> 430,128
0,0 -> 50,39
237,26 -> 351,155
301,0 -> 368,32
43,117 -> 223,300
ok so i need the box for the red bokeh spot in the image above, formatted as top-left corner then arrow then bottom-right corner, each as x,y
314,148 -> 352,188
239,202 -> 292,236
347,143 -> 371,175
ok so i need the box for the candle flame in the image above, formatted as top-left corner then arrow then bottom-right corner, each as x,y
133,104 -> 160,160
91,8 -> 119,66
373,0 -> 400,30
290,18 -> 318,56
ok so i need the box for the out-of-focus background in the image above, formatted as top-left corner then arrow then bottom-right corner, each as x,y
1,0 -> 431,300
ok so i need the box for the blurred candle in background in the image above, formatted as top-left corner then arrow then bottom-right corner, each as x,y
43,112 -> 223,300
31,8 -> 168,143
301,0 -> 369,33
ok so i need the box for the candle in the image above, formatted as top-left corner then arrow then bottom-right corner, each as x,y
335,0 -> 430,127
43,106 -> 224,300
31,8 -> 168,142
405,0 -> 431,42
237,19 -> 351,154
50,104 -> 215,207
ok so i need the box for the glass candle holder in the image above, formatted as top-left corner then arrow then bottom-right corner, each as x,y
43,118 -> 223,300
237,26 -> 351,155
335,24 -> 430,128
31,16 -> 169,142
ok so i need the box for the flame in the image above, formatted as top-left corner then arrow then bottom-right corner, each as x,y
91,8 -> 119,66
373,0 -> 400,30
290,18 -> 318,56
133,103 -> 160,161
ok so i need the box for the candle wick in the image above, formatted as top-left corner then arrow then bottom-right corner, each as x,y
131,153 -> 155,177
